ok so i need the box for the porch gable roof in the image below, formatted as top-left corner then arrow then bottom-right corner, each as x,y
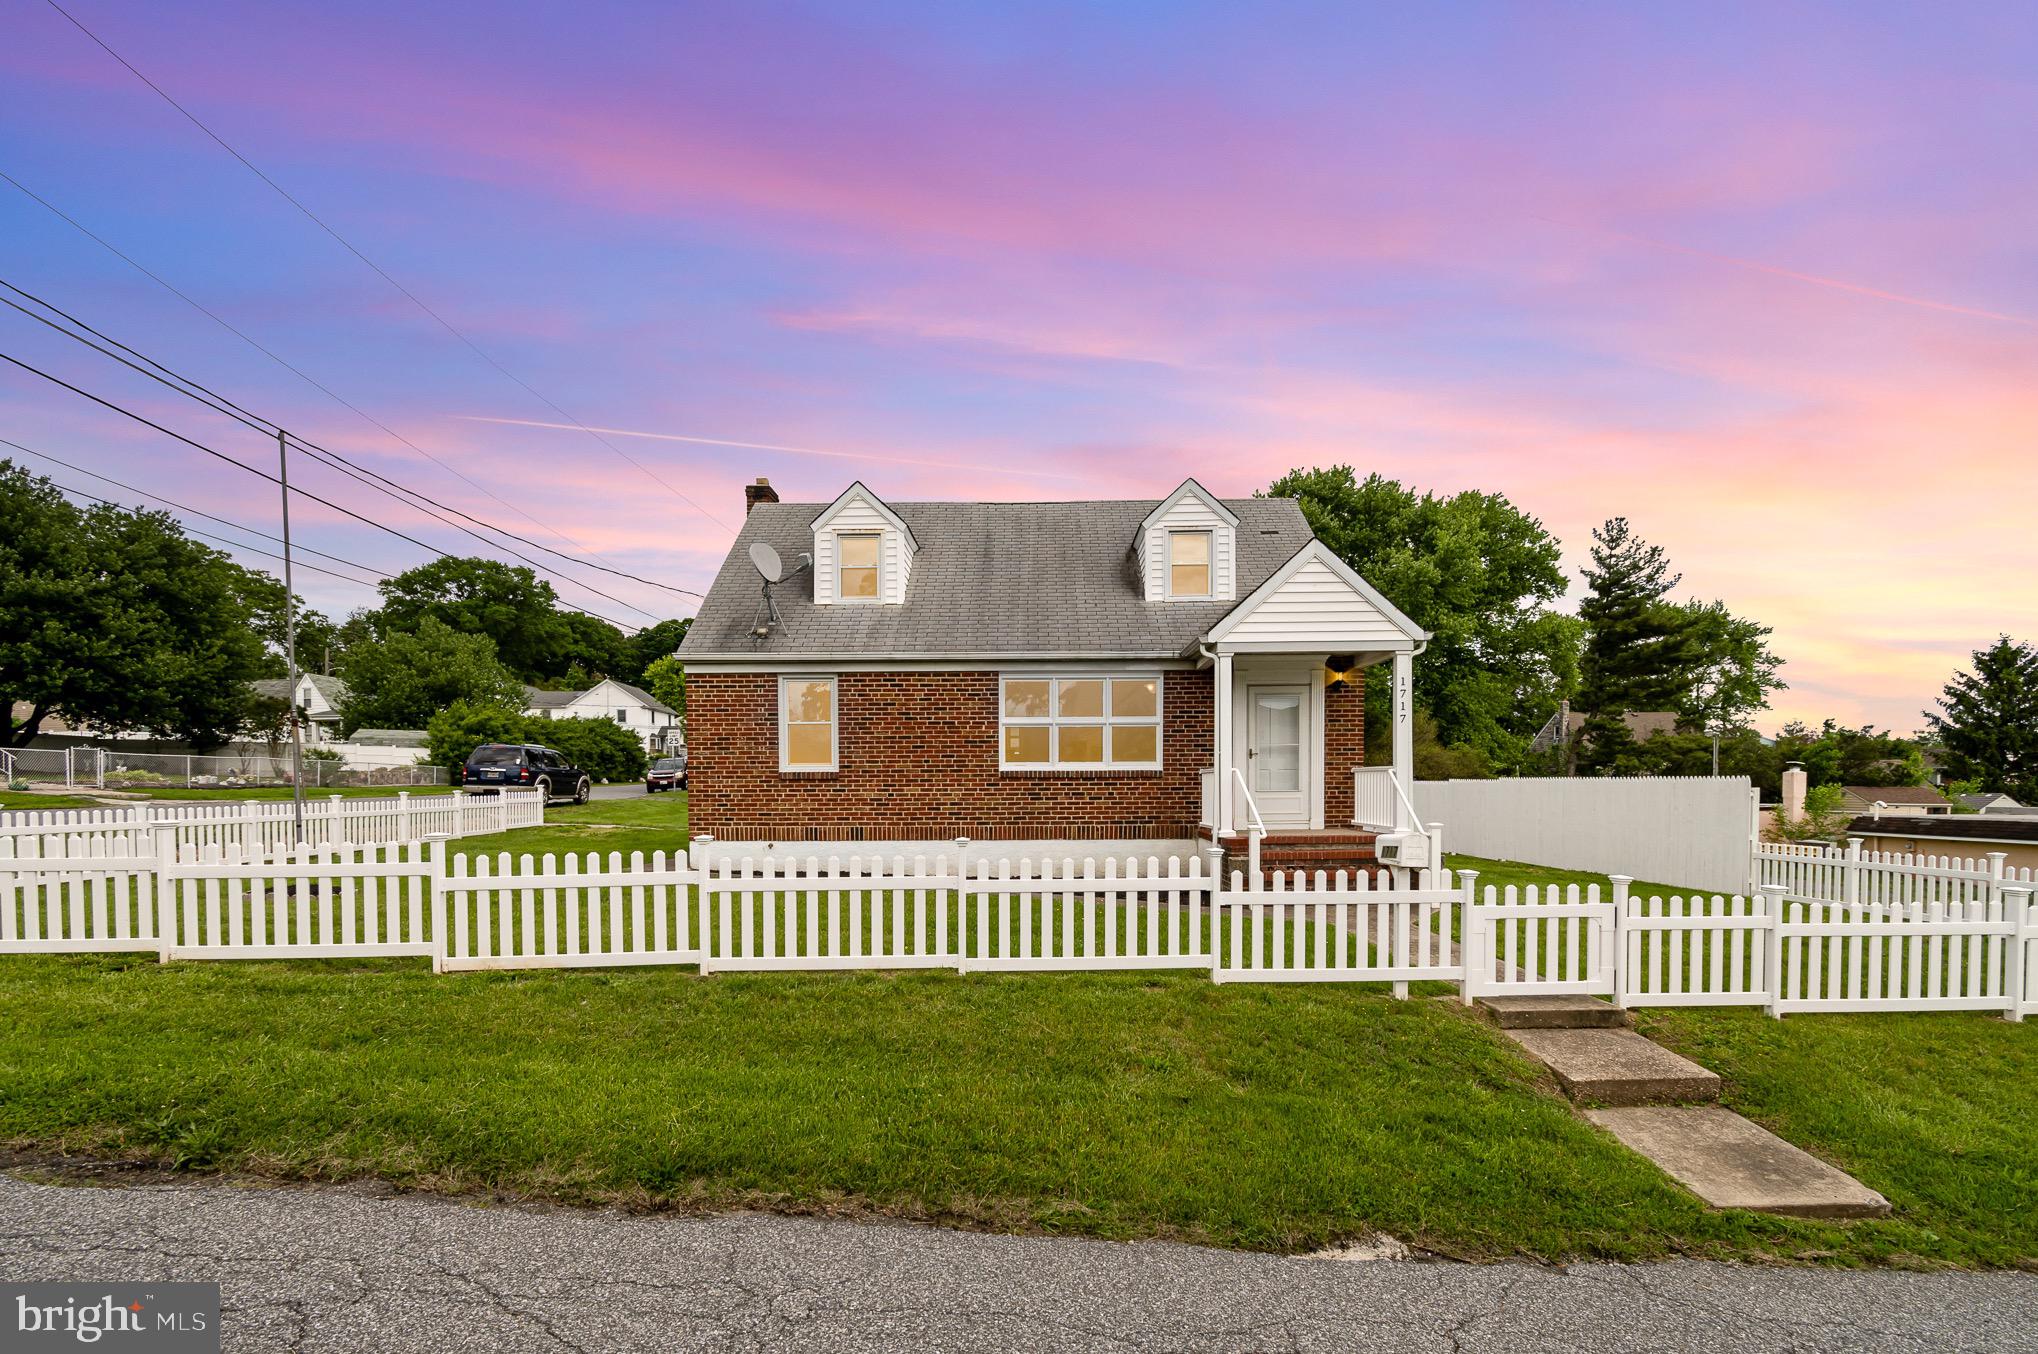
1203,539 -> 1428,651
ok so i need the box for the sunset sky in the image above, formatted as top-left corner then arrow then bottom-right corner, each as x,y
3,2 -> 2033,734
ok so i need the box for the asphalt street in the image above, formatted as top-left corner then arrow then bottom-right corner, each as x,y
3,1172 -> 2032,1353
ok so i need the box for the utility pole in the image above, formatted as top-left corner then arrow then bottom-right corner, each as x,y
279,429 -> 306,846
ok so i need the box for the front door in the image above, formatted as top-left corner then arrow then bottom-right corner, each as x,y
1246,684 -> 1309,827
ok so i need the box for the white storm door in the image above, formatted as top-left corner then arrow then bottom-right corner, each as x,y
1246,685 -> 1309,827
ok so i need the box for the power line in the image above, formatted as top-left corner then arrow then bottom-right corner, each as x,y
0,347 -> 646,632
45,0 -> 740,538
0,167 -> 668,580
0,287 -> 682,619
0,266 -> 704,604
40,474 -> 386,590
0,435 -> 395,581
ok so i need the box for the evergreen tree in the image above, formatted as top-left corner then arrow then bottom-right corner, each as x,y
1926,637 -> 2038,802
1575,518 -> 1696,772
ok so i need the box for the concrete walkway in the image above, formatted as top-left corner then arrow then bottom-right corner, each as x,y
2,1173 -> 2029,1352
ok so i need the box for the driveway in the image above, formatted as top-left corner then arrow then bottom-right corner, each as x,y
2,1173 -> 2030,1352
590,782 -> 647,800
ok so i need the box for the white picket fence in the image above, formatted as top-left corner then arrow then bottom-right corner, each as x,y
0,791 -> 543,857
5,837 -> 2035,1020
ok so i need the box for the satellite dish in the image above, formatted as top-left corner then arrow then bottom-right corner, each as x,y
749,541 -> 784,583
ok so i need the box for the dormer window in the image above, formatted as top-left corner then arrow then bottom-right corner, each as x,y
1169,531 -> 1212,598
1139,478 -> 1238,603
838,532 -> 881,601
811,483 -> 916,606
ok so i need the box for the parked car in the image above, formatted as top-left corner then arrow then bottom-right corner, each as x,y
645,751 -> 688,793
458,743 -> 591,805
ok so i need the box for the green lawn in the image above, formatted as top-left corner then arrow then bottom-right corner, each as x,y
452,790 -> 691,862
8,951 -> 2029,1265
1450,852 -> 2038,1268
0,829 -> 2031,1264
0,793 -> 101,811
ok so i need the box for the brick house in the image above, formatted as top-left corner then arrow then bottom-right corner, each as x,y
677,478 -> 1431,869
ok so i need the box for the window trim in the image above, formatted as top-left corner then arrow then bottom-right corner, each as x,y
834,530 -> 883,605
1167,530 -> 1213,599
778,674 -> 839,772
998,672 -> 1164,772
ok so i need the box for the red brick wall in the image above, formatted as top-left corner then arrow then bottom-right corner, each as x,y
689,670 -> 1214,842
1322,671 -> 1366,827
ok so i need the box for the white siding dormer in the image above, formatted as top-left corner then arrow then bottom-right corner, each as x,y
1138,479 -> 1239,602
812,482 -> 916,605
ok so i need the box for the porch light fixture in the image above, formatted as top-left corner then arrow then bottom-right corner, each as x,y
1324,655 -> 1361,686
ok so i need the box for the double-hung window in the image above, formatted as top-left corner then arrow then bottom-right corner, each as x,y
837,532 -> 881,601
1000,675 -> 1161,769
780,675 -> 837,771
1168,531 -> 1211,598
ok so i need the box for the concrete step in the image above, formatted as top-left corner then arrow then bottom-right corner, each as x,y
1478,995 -> 1629,1030
1503,1028 -> 1721,1107
1585,1106 -> 1891,1219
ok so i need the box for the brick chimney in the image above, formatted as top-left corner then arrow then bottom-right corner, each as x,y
744,477 -> 779,514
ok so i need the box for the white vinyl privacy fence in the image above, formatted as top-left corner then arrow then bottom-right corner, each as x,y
1412,775 -> 1760,894
0,790 -> 542,856
5,837 -> 2034,1020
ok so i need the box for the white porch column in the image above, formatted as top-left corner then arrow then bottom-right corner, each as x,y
1214,650 -> 1234,835
1391,649 -> 1414,831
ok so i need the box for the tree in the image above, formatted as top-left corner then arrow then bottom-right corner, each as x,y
625,618 -> 691,686
1774,720 -> 1926,790
1576,518 -> 1697,771
1770,783 -> 1848,844
424,700 -> 532,772
554,611 -> 632,683
368,557 -> 566,681
1266,468 -> 1572,765
1925,637 -> 2038,801
534,714 -> 647,782
640,655 -> 686,718
0,460 -> 272,748
1674,599 -> 1786,771
232,568 -> 337,679
425,702 -> 648,782
337,617 -> 524,735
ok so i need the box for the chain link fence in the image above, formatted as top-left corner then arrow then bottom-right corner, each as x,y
13,746 -> 446,791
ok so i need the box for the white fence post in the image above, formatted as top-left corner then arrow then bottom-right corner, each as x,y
1609,875 -> 1632,1009
425,832 -> 449,975
1987,851 -> 2009,909
1456,868 -> 1481,1003
398,792 -> 413,843
2003,886 -> 2031,1023
151,824 -> 178,961
1843,837 -> 1861,910
1760,884 -> 1786,1019
498,792 -> 510,834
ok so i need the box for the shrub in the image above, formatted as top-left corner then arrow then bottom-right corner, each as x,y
424,702 -> 647,783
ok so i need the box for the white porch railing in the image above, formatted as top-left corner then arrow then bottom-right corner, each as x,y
1351,765 -> 1421,831
1229,767 -> 1265,878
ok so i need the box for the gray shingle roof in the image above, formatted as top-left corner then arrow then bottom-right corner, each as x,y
522,686 -> 579,709
679,497 -> 1316,660
606,680 -> 678,716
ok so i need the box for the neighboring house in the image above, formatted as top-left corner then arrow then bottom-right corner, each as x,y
250,673 -> 350,745
1528,705 -> 1682,755
677,477 -> 1432,869
523,680 -> 682,753
1958,791 -> 2026,814
1849,814 -> 2038,872
1838,784 -> 1951,816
